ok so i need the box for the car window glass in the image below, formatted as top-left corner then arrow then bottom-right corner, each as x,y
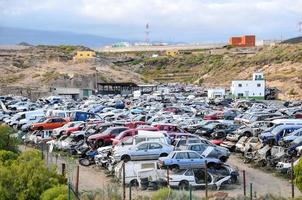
188,152 -> 200,159
185,170 -> 193,176
149,143 -> 162,149
176,152 -> 189,159
191,145 -> 201,151
137,143 -> 148,150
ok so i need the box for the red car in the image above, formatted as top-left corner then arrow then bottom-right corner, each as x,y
111,127 -> 158,145
203,112 -> 223,120
87,126 -> 129,147
152,123 -> 184,133
210,139 -> 224,145
113,121 -> 146,129
63,123 -> 86,136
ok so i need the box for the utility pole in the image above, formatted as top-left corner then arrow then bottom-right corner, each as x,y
298,21 -> 302,34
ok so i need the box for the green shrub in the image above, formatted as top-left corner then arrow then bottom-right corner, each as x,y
0,124 -> 18,152
294,158 -> 302,192
40,185 -> 67,200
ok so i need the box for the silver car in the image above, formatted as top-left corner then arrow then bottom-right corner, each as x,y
113,141 -> 174,162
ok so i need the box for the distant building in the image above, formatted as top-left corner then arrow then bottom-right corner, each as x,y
112,42 -> 131,48
229,35 -> 256,47
231,72 -> 265,100
256,39 -> 282,46
207,88 -> 226,99
165,50 -> 179,57
73,51 -> 96,61
50,87 -> 93,100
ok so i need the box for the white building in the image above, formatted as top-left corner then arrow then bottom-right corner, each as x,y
207,88 -> 225,99
231,72 -> 265,100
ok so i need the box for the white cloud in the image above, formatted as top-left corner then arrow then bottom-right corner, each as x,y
1,0 -> 302,41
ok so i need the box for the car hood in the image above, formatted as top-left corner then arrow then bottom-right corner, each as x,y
88,132 -> 108,140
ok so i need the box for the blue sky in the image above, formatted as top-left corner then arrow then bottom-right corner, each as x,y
1,0 -> 302,43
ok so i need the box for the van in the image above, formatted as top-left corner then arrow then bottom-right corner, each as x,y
46,109 -> 70,119
16,110 -> 45,128
114,160 -> 165,186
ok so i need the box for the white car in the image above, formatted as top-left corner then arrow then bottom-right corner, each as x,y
168,167 -> 232,190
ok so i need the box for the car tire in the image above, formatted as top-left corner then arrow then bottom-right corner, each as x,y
171,164 -> 179,170
130,179 -> 139,187
219,156 -> 228,162
79,158 -> 91,166
121,155 -> 130,162
179,180 -> 189,190
159,153 -> 168,157
244,132 -> 251,137
207,162 -> 217,169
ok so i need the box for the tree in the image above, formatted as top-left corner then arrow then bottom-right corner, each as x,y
0,150 -> 66,200
0,124 -> 18,152
294,158 -> 302,192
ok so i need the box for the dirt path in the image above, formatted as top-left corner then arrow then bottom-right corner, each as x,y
20,145 -> 302,198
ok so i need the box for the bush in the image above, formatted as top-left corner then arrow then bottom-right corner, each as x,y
0,124 -> 19,152
294,158 -> 302,192
40,185 -> 67,200
0,150 -> 66,200
151,188 -> 198,200
0,150 -> 18,164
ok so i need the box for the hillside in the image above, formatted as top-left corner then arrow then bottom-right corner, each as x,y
1,44 -> 302,100
0,45 -> 144,95
116,44 -> 302,100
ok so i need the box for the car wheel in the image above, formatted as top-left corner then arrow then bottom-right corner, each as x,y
179,180 -> 189,190
159,153 -> 168,157
130,179 -> 139,187
121,155 -> 130,162
219,156 -> 228,162
244,132 -> 251,137
207,162 -> 217,169
171,164 -> 179,170
38,127 -> 43,131
79,158 -> 91,166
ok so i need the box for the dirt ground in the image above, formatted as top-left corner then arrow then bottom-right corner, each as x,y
21,145 -> 302,198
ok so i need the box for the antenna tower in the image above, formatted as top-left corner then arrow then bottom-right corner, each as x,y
145,23 -> 150,43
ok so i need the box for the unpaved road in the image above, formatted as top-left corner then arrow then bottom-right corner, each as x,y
21,146 -> 302,198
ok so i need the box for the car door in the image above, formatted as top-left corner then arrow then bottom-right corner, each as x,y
175,152 -> 190,168
188,151 -> 203,168
147,142 -> 163,159
132,143 -> 149,160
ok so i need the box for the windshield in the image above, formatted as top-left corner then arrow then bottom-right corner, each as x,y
293,136 -> 302,144
271,126 -> 284,135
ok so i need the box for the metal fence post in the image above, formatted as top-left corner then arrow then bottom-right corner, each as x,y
189,185 -> 192,200
167,168 -> 170,187
205,160 -> 208,200
62,163 -> 66,177
75,165 -> 80,195
291,160 -> 295,198
68,181 -> 71,200
41,143 -> 44,160
243,170 -> 246,196
250,183 -> 253,200
129,184 -> 132,200
123,161 -> 126,200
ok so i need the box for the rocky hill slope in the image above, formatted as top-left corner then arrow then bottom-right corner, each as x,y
0,45 -> 144,94
1,44 -> 301,100
118,44 -> 302,100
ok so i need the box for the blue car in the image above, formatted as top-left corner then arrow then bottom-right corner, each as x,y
158,150 -> 221,169
280,128 -> 302,146
259,125 -> 302,145
288,136 -> 302,155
